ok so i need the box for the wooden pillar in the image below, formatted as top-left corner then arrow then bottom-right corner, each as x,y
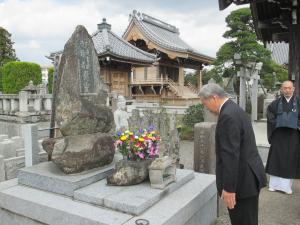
288,24 -> 300,97
196,69 -> 202,91
178,67 -> 184,86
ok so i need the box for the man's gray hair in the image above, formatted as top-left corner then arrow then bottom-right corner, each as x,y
198,83 -> 228,99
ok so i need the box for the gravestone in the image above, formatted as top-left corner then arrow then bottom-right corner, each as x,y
128,109 -> 180,162
45,25 -> 115,174
194,122 -> 216,174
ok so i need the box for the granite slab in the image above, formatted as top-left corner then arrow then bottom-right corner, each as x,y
74,169 -> 195,215
18,161 -> 114,196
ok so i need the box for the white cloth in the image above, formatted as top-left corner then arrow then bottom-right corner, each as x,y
219,98 -> 229,113
269,175 -> 293,193
284,96 -> 292,102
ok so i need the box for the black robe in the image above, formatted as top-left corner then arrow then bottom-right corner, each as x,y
265,95 -> 300,179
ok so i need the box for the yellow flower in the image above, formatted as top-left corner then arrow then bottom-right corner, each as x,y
129,132 -> 134,135
138,137 -> 145,142
120,135 -> 127,141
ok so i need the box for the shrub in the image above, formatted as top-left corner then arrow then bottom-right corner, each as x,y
1,61 -> 42,93
182,104 -> 204,128
180,104 -> 205,140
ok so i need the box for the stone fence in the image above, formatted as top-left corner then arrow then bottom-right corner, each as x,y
0,92 -> 52,116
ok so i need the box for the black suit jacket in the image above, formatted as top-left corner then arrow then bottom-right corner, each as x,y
215,100 -> 266,199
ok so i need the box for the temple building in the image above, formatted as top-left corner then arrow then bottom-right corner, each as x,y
92,18 -> 156,97
49,12 -> 214,105
122,10 -> 214,104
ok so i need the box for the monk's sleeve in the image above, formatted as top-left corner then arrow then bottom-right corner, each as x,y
267,101 -> 277,143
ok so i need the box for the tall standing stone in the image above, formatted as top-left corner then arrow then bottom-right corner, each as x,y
55,25 -> 112,133
45,25 -> 115,174
194,122 -> 216,174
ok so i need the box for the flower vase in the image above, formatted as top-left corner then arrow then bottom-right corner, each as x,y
106,158 -> 153,186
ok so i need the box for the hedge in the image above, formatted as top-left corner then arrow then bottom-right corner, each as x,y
1,61 -> 42,94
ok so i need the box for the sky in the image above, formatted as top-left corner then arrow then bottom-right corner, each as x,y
0,0 -> 246,65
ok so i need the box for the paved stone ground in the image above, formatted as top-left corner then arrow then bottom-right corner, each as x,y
179,121 -> 300,225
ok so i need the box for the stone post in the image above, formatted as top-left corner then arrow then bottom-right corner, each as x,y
10,99 -> 19,112
251,73 -> 260,121
239,67 -> 246,110
22,124 -> 39,167
19,90 -> 29,112
263,98 -> 275,118
44,97 -> 52,111
194,122 -> 216,174
3,99 -> 11,112
0,155 -> 5,181
34,97 -> 42,111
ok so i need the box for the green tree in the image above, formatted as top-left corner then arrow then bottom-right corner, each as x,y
184,72 -> 198,86
211,7 -> 287,90
48,67 -> 54,93
202,68 -> 223,85
1,61 -> 41,93
0,27 -> 18,66
215,8 -> 271,68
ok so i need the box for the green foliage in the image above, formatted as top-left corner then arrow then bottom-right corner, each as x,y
48,67 -> 54,93
212,7 -> 287,92
0,27 -> 18,66
182,104 -> 204,128
259,61 -> 288,90
1,61 -> 42,93
218,8 -> 271,65
180,104 -> 204,140
202,68 -> 223,84
184,72 -> 198,86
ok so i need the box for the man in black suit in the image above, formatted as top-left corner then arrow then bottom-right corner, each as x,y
198,83 -> 266,225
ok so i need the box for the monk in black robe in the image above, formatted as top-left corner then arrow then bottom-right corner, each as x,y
266,80 -> 300,194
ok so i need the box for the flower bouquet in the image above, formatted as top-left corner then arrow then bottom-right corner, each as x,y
115,126 -> 160,161
107,126 -> 161,186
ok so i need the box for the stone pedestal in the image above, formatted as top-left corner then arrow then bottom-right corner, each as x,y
0,169 -> 217,225
18,161 -> 115,197
149,156 -> 176,189
263,98 -> 275,118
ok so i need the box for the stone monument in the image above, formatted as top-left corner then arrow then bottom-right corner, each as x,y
44,25 -> 115,174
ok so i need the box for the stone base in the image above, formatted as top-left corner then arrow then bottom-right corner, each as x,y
0,172 -> 217,225
75,169 -> 194,215
18,161 -> 114,196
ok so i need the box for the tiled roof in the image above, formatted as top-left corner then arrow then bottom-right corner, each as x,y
123,10 -> 214,61
92,19 -> 156,64
266,42 -> 289,65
